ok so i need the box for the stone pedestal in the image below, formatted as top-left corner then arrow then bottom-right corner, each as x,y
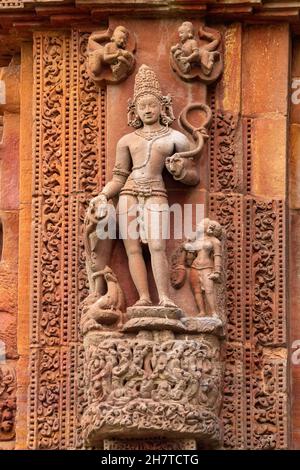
81,309 -> 224,449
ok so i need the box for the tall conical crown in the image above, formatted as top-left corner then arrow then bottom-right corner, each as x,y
133,64 -> 163,102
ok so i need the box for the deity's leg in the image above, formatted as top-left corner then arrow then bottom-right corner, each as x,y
123,237 -> 151,304
144,202 -> 176,307
119,195 -> 151,304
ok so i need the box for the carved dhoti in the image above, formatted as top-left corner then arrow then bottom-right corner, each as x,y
118,178 -> 168,243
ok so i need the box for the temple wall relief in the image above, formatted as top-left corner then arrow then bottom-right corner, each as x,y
21,18 -> 289,450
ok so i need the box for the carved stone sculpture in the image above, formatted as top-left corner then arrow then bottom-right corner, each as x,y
80,266 -> 125,335
170,22 -> 222,83
86,64 -> 212,317
171,218 -> 224,320
81,64 -> 225,450
82,332 -> 223,447
87,26 -> 136,85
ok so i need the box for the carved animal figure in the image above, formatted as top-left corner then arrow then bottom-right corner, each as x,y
80,266 -> 125,334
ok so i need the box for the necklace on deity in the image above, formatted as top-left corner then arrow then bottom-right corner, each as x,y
135,125 -> 170,141
132,126 -> 171,171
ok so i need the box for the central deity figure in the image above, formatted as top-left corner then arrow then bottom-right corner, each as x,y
87,65 -> 204,310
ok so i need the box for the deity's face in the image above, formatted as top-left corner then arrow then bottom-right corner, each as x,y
178,24 -> 193,42
136,94 -> 161,126
113,29 -> 128,48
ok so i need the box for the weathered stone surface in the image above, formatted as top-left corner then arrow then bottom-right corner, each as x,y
82,333 -> 223,448
251,117 -> 286,198
290,124 -> 300,209
104,438 -> 197,450
222,23 -> 241,114
289,210 -> 300,449
14,42 -> 32,450
242,24 -> 289,116
0,11 -> 292,451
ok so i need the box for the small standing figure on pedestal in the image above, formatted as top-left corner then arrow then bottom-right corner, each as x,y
87,25 -> 136,85
185,219 -> 223,318
171,218 -> 224,319
170,22 -> 222,83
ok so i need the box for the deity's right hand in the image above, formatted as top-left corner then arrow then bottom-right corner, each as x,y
89,193 -> 108,220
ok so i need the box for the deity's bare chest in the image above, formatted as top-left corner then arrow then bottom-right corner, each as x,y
130,136 -> 174,168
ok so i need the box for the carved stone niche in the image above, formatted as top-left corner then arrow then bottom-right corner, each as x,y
80,61 -> 226,449
81,322 -> 224,449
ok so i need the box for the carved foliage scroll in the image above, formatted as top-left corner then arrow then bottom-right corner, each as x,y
210,194 -> 244,449
210,193 -> 287,450
210,110 -> 240,193
0,365 -> 16,441
245,198 -> 287,450
30,30 -> 103,449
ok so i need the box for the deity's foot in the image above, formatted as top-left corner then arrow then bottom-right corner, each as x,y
133,298 -> 153,307
158,296 -> 178,308
197,310 -> 206,317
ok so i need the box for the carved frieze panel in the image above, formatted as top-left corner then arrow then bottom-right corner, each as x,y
0,1 -> 23,8
29,30 -> 102,449
245,199 -> 286,346
104,438 -> 197,450
71,30 -> 103,195
209,194 -> 244,449
0,365 -> 16,441
82,333 -> 223,448
209,110 -> 241,193
245,198 -> 287,449
28,20 -> 288,451
209,193 -> 287,449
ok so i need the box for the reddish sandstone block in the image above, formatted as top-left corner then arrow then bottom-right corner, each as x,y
290,124 -> 300,209
291,39 -> 300,125
251,117 -> 287,199
290,211 -> 300,342
222,23 -> 241,114
292,37 -> 300,79
289,210 -> 300,450
0,113 -> 20,211
0,271 -> 17,359
242,24 -> 289,116
0,211 -> 18,268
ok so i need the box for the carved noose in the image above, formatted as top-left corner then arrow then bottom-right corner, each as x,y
178,102 -> 213,159
170,103 -> 213,287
